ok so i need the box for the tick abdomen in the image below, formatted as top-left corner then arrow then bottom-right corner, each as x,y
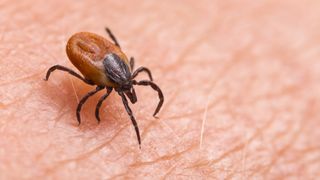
66,32 -> 129,87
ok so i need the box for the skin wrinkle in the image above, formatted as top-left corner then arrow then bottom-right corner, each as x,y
288,146 -> 320,167
0,26 -> 6,43
161,162 -> 180,179
163,74 -> 227,120
258,101 -> 316,178
128,144 -> 200,178
215,111 -> 249,179
38,48 -> 64,70
43,124 -> 129,175
51,107 -> 69,127
129,149 -> 183,168
129,131 -> 195,174
164,94 -> 227,120
246,84 -> 303,104
140,115 -> 181,145
0,71 -> 43,87
187,113 -> 276,170
156,3 -> 219,71
33,143 -> 55,163
1,91 -> 31,108
224,109 -> 253,178
130,142 -> 196,168
140,89 -> 179,140
163,43 -> 252,120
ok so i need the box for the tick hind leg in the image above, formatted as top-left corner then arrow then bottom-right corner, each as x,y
105,27 -> 120,48
95,87 -> 113,123
76,86 -> 104,125
119,91 -> 141,148
132,80 -> 164,117
45,65 -> 94,85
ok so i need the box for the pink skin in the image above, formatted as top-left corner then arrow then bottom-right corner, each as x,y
1,0 -> 320,179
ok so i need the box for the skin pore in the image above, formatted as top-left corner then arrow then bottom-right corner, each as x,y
0,0 -> 319,179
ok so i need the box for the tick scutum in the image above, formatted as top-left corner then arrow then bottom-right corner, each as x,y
103,53 -> 131,85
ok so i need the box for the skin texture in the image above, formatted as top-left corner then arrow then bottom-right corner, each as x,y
0,0 -> 319,179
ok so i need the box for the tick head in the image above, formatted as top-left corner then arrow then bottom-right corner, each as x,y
123,84 -> 137,104
103,53 -> 131,87
120,80 -> 133,91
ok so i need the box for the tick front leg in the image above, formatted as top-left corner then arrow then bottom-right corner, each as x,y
130,57 -> 135,70
45,65 -> 94,85
76,86 -> 104,125
105,27 -> 120,48
119,91 -> 141,148
131,67 -> 153,81
95,87 -> 113,123
132,80 -> 164,117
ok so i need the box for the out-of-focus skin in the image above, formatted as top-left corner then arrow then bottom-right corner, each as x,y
0,0 -> 319,179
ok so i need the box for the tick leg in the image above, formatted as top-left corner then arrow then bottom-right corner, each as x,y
124,87 -> 137,104
119,91 -> 141,148
76,86 -> 104,125
131,67 -> 153,81
95,87 -> 113,123
45,65 -> 94,85
105,27 -> 120,48
130,57 -> 135,70
133,80 -> 164,117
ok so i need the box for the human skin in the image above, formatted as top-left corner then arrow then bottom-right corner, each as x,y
0,0 -> 320,179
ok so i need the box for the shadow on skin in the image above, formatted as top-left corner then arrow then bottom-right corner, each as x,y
41,73 -> 121,130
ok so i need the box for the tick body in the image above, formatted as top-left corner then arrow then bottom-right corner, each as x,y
45,28 -> 164,148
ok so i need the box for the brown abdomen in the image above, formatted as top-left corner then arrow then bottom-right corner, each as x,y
66,32 -> 129,86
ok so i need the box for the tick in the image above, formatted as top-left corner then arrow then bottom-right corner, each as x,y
45,28 -> 164,147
